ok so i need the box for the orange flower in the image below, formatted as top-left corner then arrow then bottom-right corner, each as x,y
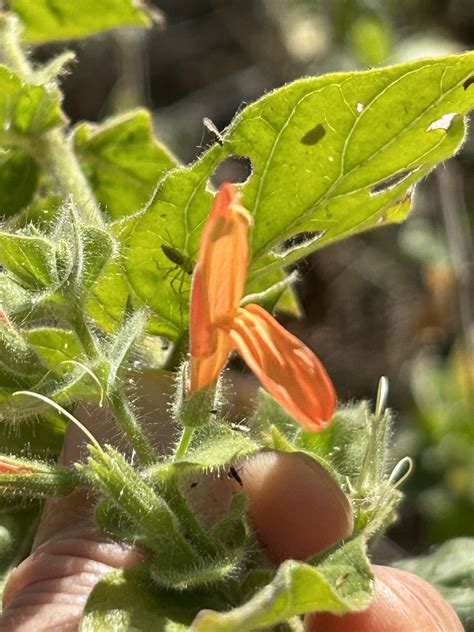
0,459 -> 32,474
189,183 -> 336,431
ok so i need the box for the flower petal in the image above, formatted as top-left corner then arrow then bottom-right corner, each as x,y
229,304 -> 336,430
190,328 -> 233,392
197,183 -> 252,325
189,183 -> 251,392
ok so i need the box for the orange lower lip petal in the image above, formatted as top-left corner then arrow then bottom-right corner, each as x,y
231,304 -> 336,430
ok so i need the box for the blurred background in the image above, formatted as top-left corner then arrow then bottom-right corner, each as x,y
35,0 -> 474,556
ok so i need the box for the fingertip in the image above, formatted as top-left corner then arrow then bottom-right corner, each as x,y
305,565 -> 464,632
240,451 -> 353,563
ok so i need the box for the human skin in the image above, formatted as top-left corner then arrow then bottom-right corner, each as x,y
0,378 -> 464,631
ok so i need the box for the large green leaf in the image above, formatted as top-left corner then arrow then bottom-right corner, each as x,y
394,538 -> 474,626
0,149 -> 38,219
191,537 -> 373,631
125,53 -> 474,331
75,110 -> 177,219
11,0 -> 152,44
0,66 -> 63,140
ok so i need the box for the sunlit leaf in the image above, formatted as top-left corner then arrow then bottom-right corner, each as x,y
125,53 -> 474,331
25,327 -> 85,373
11,0 -> 153,44
0,231 -> 57,289
0,66 -> 63,138
75,110 -> 177,219
191,537 -> 373,631
0,150 -> 38,219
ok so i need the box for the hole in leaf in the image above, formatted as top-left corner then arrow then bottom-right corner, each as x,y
463,76 -> 474,90
370,169 -> 416,195
426,112 -> 457,132
278,231 -> 326,259
356,102 -> 364,113
210,156 -> 252,188
300,123 -> 326,145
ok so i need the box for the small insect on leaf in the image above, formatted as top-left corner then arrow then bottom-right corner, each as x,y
161,245 -> 195,275
335,572 -> 350,588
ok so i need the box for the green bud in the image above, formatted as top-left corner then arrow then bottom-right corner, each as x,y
0,455 -> 80,498
173,362 -> 218,429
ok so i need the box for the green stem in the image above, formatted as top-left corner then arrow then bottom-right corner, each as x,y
72,309 -> 100,360
0,14 -> 31,77
0,14 -> 103,226
34,131 -> 103,226
163,479 -> 218,557
109,389 -> 156,466
174,426 -> 194,460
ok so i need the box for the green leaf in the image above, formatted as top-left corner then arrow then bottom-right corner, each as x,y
0,275 -> 33,316
0,66 -> 63,139
0,412 -> 66,455
125,53 -> 474,331
79,226 -> 115,297
81,564 -> 228,632
177,422 -> 259,470
75,109 -> 177,219
85,215 -> 138,333
0,321 -> 45,377
394,538 -> 474,626
24,327 -> 85,373
125,146 -> 221,332
349,14 -> 393,66
233,52 -> 474,271
244,267 -> 302,317
0,500 -> 40,609
86,258 -> 130,333
11,0 -> 153,44
0,230 -> 57,289
0,149 -> 38,219
191,537 -> 373,631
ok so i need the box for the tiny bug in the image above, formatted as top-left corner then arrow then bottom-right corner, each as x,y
227,466 -> 243,487
157,242 -> 195,323
161,244 -> 195,275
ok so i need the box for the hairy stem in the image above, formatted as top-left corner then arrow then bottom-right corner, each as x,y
108,388 -> 156,466
34,131 -> 102,225
174,426 -> 194,460
71,308 -> 100,360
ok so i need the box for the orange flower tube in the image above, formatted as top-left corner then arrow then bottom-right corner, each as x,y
189,183 -> 336,431
0,459 -> 32,474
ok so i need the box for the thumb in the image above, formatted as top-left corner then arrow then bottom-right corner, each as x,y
239,450 -> 353,563
305,565 -> 463,631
